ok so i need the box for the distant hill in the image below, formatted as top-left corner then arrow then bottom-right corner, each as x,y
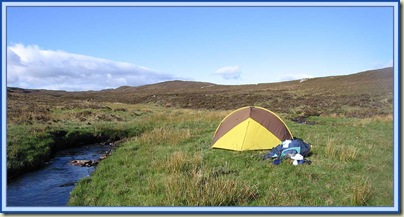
7,67 -> 394,118
112,80 -> 217,94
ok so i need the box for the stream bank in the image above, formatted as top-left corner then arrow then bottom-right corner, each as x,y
7,143 -> 113,207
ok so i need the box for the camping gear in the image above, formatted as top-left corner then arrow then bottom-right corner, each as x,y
291,154 -> 303,166
211,106 -> 293,151
263,138 -> 312,165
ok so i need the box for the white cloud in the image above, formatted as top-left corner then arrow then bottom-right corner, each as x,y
279,73 -> 314,82
6,44 -> 176,91
215,65 -> 241,80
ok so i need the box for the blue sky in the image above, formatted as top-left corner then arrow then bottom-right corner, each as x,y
6,4 -> 394,91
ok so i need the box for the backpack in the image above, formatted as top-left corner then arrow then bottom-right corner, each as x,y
263,138 -> 312,165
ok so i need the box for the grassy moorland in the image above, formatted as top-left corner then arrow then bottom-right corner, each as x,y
6,67 -> 394,206
67,105 -> 393,206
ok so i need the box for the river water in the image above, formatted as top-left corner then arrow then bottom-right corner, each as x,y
6,143 -> 112,207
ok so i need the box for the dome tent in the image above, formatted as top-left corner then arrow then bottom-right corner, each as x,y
211,106 -> 293,151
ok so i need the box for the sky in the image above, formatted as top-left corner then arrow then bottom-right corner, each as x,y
5,4 -> 395,91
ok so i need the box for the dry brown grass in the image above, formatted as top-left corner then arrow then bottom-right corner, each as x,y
339,146 -> 359,162
151,149 -> 259,206
163,167 -> 258,206
164,151 -> 202,174
351,178 -> 372,206
325,138 -> 358,162
136,127 -> 192,147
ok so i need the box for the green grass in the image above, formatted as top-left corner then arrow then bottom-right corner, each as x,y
6,103 -> 154,179
6,68 -> 394,206
65,105 -> 393,206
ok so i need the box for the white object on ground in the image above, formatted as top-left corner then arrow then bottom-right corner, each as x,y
291,154 -> 303,160
291,154 -> 304,166
282,140 -> 292,148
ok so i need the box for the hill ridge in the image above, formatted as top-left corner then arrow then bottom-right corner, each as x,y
7,67 -> 393,118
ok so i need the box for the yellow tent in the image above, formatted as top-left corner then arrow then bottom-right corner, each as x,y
211,106 -> 293,151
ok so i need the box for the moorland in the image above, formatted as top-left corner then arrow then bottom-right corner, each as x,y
6,67 -> 394,206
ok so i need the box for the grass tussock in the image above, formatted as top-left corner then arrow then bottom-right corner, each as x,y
324,138 -> 358,162
339,146 -> 359,162
163,163 -> 259,206
165,151 -> 201,174
137,127 -> 192,146
351,178 -> 372,206
164,174 -> 259,206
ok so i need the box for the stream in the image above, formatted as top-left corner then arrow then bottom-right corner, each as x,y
6,143 -> 112,207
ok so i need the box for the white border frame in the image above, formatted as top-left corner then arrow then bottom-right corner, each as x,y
1,1 -> 400,213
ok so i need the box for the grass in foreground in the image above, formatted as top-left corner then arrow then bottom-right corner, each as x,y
66,104 -> 393,206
